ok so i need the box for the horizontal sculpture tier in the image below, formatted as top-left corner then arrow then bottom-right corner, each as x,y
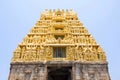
12,44 -> 106,62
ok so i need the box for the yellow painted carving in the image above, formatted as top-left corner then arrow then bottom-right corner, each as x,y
12,9 -> 107,62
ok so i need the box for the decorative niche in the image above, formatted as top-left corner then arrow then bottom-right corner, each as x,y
55,27 -> 63,30
53,47 -> 66,58
54,35 -> 64,40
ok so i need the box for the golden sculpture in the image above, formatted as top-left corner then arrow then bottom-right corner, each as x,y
12,9 -> 107,62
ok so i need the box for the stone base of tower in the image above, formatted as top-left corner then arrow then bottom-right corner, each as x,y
8,61 -> 110,80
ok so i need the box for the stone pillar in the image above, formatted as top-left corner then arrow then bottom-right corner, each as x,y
8,66 -> 16,80
72,63 -> 75,80
44,64 -> 47,80
75,63 -> 81,80
82,64 -> 89,80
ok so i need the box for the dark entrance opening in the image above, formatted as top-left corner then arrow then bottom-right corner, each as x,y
47,67 -> 72,80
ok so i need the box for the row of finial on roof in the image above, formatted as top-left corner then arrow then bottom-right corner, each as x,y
44,9 -> 75,13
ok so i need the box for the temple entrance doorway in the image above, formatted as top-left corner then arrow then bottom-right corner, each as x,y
47,67 -> 72,80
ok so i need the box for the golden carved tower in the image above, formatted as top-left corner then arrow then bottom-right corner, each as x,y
8,9 -> 111,80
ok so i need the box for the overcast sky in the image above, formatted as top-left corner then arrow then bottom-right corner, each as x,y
0,0 -> 120,80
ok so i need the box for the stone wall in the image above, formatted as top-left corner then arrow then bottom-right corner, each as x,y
8,61 -> 110,80
8,62 -> 46,80
74,62 -> 111,80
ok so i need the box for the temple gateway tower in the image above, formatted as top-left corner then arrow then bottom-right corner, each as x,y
8,9 -> 111,80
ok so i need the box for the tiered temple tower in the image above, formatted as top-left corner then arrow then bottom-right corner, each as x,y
8,9 -> 111,80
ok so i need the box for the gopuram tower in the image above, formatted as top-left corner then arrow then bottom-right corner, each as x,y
8,9 -> 111,80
